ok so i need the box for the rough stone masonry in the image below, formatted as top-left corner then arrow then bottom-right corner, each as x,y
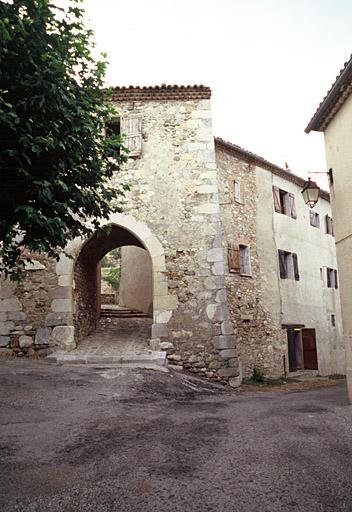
0,85 -> 240,385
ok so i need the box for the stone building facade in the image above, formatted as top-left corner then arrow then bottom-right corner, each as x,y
216,138 -> 345,378
0,86 -> 239,384
0,85 -> 344,382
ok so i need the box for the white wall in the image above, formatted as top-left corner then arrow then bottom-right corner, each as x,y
119,246 -> 153,315
256,166 -> 345,375
324,92 -> 352,383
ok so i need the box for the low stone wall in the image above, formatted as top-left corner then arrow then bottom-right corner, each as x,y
0,254 -> 66,358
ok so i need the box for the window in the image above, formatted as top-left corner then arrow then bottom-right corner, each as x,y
331,314 -> 336,327
228,244 -> 251,276
327,268 -> 338,288
278,250 -> 300,280
106,118 -> 121,155
310,211 -> 320,228
325,215 -> 334,235
239,244 -> 251,275
120,116 -> 142,157
273,186 -> 297,219
234,180 -> 243,203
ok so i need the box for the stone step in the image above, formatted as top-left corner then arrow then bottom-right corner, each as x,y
47,350 -> 167,368
100,307 -> 149,318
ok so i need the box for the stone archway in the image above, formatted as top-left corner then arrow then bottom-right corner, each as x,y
50,214 -> 177,351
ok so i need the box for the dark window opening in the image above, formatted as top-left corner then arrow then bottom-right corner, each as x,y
327,268 -> 338,288
273,186 -> 297,219
106,118 -> 121,156
278,250 -> 300,280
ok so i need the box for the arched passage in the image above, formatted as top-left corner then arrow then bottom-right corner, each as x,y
52,214 -> 177,351
74,224 -> 149,342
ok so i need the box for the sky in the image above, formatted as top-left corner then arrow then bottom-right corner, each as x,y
80,0 -> 351,189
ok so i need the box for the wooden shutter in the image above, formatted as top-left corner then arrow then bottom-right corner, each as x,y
327,268 -> 331,288
278,250 -> 287,279
310,211 -> 320,227
292,253 -> 300,280
273,186 -> 281,213
289,193 -> 297,219
121,116 -> 142,156
325,214 -> 332,234
228,246 -> 240,273
302,328 -> 318,370
234,181 -> 241,202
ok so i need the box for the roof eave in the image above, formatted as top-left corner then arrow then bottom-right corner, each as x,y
305,56 -> 352,133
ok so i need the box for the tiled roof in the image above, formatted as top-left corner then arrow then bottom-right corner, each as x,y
110,84 -> 211,102
305,55 -> 352,133
215,137 -> 330,201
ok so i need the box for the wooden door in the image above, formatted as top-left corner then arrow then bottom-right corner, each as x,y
302,328 -> 318,370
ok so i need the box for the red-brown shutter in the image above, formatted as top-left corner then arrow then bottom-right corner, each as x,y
289,193 -> 297,219
228,247 -> 240,273
273,186 -> 281,213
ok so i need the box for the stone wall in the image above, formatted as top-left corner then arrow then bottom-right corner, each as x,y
0,254 -> 62,358
0,87 -> 240,384
107,90 -> 239,383
216,145 -> 286,379
216,138 -> 345,379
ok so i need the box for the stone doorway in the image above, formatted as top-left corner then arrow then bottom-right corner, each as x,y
47,213 -> 176,362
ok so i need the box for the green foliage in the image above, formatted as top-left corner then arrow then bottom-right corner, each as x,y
328,374 -> 346,380
101,267 -> 120,290
251,367 -> 265,383
101,248 -> 120,267
0,0 -> 129,279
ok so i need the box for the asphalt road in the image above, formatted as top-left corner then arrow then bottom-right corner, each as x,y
1,361 -> 351,512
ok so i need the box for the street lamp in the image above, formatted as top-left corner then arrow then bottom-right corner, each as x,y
301,177 -> 320,208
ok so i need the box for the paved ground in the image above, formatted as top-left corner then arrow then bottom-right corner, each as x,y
72,315 -> 152,356
1,361 -> 352,512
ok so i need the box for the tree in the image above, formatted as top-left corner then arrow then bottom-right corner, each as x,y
0,0 -> 128,279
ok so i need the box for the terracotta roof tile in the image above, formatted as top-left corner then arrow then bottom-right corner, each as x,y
215,137 -> 330,201
305,54 -> 352,133
110,84 -> 211,102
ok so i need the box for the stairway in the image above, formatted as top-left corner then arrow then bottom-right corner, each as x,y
100,305 -> 150,319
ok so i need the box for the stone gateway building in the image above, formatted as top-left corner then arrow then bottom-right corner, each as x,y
0,85 -> 345,382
